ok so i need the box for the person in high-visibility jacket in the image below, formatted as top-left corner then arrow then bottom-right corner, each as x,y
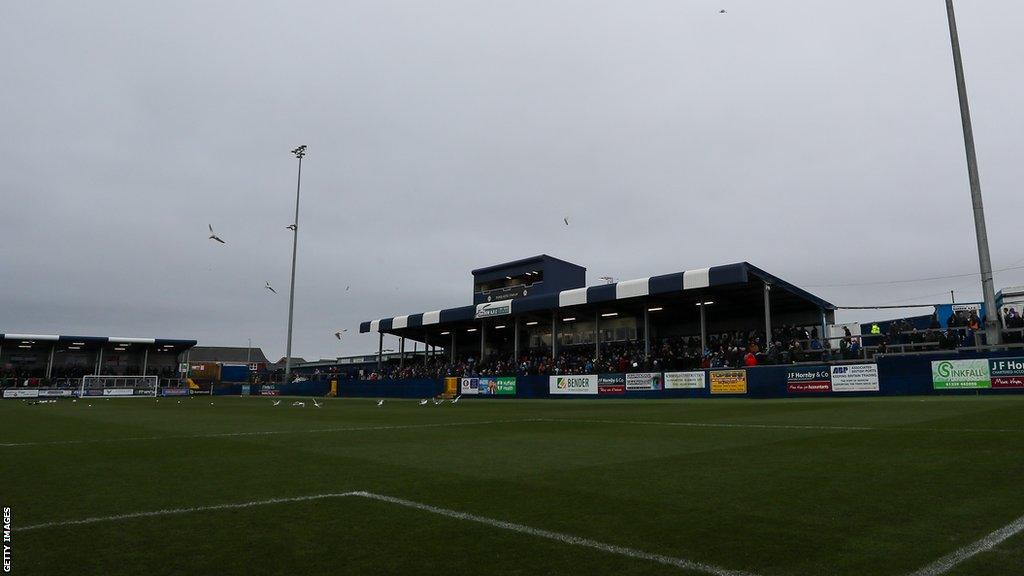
870,323 -> 881,335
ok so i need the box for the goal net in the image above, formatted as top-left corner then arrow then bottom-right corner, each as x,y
79,375 -> 160,398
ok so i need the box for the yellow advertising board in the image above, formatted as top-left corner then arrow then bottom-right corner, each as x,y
444,377 -> 459,396
710,370 -> 747,394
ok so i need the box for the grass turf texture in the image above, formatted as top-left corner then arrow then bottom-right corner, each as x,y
2,396 -> 1022,576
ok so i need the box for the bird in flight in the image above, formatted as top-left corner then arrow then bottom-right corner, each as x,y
563,217 -> 570,226
719,9 -> 727,13
419,398 -> 429,405
286,224 -> 297,231
345,285 -> 350,291
376,399 -> 384,407
265,282 -> 277,294
272,399 -> 281,406
334,329 -> 347,340
208,225 -> 226,244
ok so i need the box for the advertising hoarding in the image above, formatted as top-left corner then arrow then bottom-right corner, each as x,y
598,374 -> 625,395
625,372 -> 663,391
830,364 -> 880,392
3,389 -> 40,398
478,377 -> 516,395
549,375 -> 598,395
786,366 -> 832,393
710,370 -> 747,395
988,357 -> 1024,389
664,371 -> 705,389
932,359 -> 991,389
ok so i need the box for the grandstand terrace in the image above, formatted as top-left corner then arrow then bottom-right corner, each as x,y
0,333 -> 196,387
359,256 -> 837,379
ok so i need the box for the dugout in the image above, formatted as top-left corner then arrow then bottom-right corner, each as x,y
0,333 -> 197,384
359,257 -> 835,368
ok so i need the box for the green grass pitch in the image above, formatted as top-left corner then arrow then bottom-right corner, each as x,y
2,395 -> 1023,575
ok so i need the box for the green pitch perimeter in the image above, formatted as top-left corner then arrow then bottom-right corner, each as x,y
2,396 -> 1023,576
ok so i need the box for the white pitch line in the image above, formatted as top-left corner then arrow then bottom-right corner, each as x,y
535,418 -> 1024,434
352,491 -> 758,576
17,492 -> 361,532
905,513 -> 1024,576
0,419 -> 538,448
18,490 -> 757,576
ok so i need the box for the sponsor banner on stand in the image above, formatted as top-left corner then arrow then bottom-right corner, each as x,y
598,373 -> 625,395
664,371 -> 706,390
161,388 -> 189,397
710,370 -> 747,395
989,357 -> 1024,389
550,375 -> 598,395
461,378 -> 480,395
830,364 -> 880,392
102,388 -> 135,396
37,389 -> 74,397
625,372 -> 663,391
478,377 -> 516,395
932,359 -> 991,389
474,300 -> 513,319
3,389 -> 40,398
786,366 -> 832,393
260,386 -> 279,396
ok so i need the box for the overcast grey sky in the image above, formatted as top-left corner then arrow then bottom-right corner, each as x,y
2,0 -> 1022,360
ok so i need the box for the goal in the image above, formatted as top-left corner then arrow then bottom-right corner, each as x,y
79,375 -> 160,398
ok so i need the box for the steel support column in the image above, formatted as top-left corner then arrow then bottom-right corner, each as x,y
764,282 -> 772,343
644,307 -> 650,359
699,304 -> 707,352
45,344 -> 55,380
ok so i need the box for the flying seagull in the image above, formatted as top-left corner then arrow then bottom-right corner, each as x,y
419,399 -> 429,405
286,224 -> 297,231
377,399 -> 384,407
313,398 -> 322,408
345,285 -> 350,291
563,217 -> 569,226
334,329 -> 348,340
452,395 -> 461,404
719,9 -> 727,13
292,401 -> 305,407
208,224 -> 226,244
272,400 -> 281,406
265,282 -> 277,294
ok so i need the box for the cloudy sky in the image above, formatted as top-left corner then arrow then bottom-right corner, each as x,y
2,0 -> 1022,361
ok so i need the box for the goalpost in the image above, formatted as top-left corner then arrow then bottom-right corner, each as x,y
79,375 -> 160,398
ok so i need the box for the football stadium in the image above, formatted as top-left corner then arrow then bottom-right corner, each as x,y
3,255 -> 1024,575
4,2 -> 1024,576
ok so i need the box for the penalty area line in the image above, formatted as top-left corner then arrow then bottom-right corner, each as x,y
905,512 -> 1024,576
19,490 -> 757,576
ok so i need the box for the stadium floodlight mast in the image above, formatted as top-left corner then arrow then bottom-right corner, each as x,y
945,0 -> 1000,345
284,144 -> 306,382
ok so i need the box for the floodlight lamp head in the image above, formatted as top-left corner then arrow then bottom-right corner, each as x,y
291,145 -> 307,158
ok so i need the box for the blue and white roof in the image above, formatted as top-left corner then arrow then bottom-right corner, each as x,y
0,334 -> 197,347
360,262 -> 834,333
